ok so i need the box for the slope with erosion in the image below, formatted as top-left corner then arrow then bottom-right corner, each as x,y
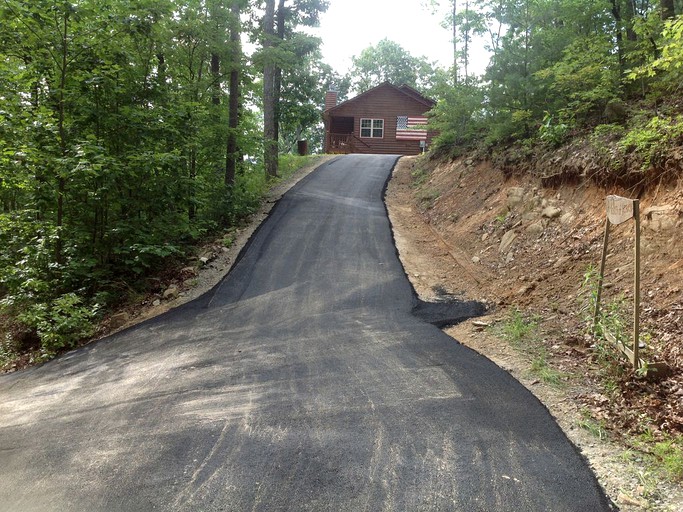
386,154 -> 683,511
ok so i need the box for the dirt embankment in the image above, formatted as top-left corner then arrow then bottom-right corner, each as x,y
386,155 -> 683,511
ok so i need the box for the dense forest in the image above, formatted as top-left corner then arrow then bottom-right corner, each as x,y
425,0 -> 683,177
0,0 -> 339,359
1,0 -> 682,362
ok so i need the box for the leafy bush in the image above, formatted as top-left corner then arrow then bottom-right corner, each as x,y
15,293 -> 98,357
619,115 -> 683,169
628,16 -> 683,93
538,112 -> 570,147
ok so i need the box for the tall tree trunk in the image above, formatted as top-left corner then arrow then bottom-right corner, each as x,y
452,0 -> 458,84
463,0 -> 469,78
56,8 -> 70,266
211,53 -> 221,106
610,0 -> 625,75
263,0 -> 278,178
225,1 -> 241,187
189,147 -> 196,220
273,0 -> 286,151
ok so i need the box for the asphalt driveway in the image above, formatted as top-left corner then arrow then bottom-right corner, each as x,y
0,154 -> 614,511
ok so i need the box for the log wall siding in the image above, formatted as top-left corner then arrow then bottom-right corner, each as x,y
325,83 -> 434,155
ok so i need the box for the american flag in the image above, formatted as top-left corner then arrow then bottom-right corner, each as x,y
396,116 -> 428,140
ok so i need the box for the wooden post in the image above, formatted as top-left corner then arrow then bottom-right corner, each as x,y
593,218 -> 611,334
595,196 -> 669,378
633,199 -> 640,369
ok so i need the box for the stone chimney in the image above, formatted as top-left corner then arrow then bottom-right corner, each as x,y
324,90 -> 338,111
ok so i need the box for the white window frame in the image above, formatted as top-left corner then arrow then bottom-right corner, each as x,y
360,118 -> 384,138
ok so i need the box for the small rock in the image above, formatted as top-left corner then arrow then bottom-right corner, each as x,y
553,256 -> 571,269
526,221 -> 545,236
541,206 -> 562,219
152,299 -> 161,307
643,205 -> 677,232
163,285 -> 179,300
471,256 -> 480,264
481,233 -> 489,242
110,312 -> 130,329
180,266 -> 198,278
617,493 -> 647,508
199,256 -> 210,265
516,283 -> 536,295
505,252 -> 514,264
507,187 -> 525,208
499,230 -> 517,254
560,212 -> 575,225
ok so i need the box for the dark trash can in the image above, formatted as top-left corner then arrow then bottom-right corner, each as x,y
297,140 -> 308,156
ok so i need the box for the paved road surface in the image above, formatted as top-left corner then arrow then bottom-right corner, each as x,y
0,155 -> 613,511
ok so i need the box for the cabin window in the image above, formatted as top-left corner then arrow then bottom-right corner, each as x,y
360,118 -> 384,138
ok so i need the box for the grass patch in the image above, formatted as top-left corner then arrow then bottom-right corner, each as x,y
278,154 -> 325,180
632,431 -> 683,482
494,309 -> 567,387
416,188 -> 441,209
411,165 -> 430,188
498,308 -> 539,346
578,410 -> 609,441
530,350 -> 565,386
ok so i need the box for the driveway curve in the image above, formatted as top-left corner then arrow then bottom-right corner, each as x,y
0,154 -> 614,511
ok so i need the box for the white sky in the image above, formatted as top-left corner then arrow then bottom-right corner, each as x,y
308,0 -> 490,77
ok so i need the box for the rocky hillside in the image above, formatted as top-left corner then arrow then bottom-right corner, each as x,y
396,153 -> 682,436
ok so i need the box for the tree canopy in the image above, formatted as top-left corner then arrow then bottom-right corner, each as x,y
348,39 -> 447,96
0,0 -> 330,358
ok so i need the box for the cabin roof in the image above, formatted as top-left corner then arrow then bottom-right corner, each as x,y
324,81 -> 435,115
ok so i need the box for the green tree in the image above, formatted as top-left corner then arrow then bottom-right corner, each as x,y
348,39 -> 442,94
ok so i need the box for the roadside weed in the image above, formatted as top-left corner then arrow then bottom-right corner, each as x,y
411,166 -> 430,187
498,308 -> 539,346
495,309 -> 566,386
652,439 -> 683,481
578,265 -> 630,384
531,351 -> 565,386
416,188 -> 441,209
578,410 -> 609,441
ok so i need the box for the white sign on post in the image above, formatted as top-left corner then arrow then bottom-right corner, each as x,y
606,195 -> 635,225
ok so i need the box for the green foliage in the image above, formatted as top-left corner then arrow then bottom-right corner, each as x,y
277,154 -> 323,178
651,438 -> 683,481
530,349 -> 566,386
619,115 -> 683,170
498,309 -> 540,347
0,0 -> 329,361
534,35 -> 621,122
578,410 -> 610,441
629,16 -> 683,92
411,165 -> 431,188
628,431 -> 683,483
423,0 -> 680,157
348,39 -> 443,95
494,309 -> 566,386
430,80 -> 486,152
579,265 -> 631,385
538,112 -> 570,147
16,294 -> 98,357
280,55 -> 348,154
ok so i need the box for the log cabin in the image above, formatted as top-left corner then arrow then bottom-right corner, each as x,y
323,82 -> 436,155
